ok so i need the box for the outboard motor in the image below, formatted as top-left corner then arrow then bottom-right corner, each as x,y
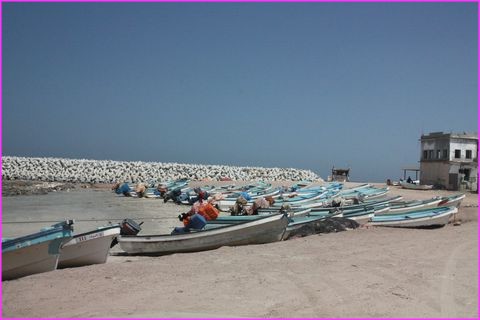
110,218 -> 143,248
120,218 -> 143,235
164,188 -> 182,203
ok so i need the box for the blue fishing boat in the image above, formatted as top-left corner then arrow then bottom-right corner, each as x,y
436,193 -> 465,208
2,220 -> 74,280
207,208 -> 312,225
369,206 -> 457,228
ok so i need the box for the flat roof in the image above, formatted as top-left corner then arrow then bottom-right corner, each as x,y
421,132 -> 478,140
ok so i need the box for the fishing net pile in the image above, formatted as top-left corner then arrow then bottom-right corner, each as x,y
284,217 -> 360,240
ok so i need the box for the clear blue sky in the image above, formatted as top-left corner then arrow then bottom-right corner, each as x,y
3,3 -> 478,182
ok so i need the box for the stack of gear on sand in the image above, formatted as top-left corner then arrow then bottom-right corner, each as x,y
230,196 -> 275,216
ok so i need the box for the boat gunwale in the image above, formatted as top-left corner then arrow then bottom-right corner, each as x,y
68,225 -> 121,239
2,223 -> 74,252
62,226 -> 121,247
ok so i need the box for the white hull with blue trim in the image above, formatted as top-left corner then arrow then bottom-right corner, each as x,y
2,220 -> 74,280
369,207 -> 457,228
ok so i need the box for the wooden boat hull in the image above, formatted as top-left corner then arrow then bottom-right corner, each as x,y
118,213 -> 289,255
58,226 -> 121,268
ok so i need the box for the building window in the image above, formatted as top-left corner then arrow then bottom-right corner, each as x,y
454,149 -> 461,159
443,149 -> 448,159
436,150 -> 441,159
459,168 -> 471,181
428,150 -> 434,159
466,150 -> 472,159
423,150 -> 428,159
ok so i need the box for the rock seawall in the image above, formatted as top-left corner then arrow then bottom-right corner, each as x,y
2,156 -> 321,184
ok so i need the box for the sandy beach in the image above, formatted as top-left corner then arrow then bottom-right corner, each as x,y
2,181 -> 478,318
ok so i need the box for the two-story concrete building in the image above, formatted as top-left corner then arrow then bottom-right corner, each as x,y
419,132 -> 478,191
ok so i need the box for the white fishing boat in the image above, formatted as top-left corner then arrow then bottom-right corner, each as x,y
58,225 -> 121,269
382,197 -> 443,215
314,207 -> 375,226
208,208 -> 312,226
341,187 -> 390,200
380,193 -> 466,216
270,191 -> 330,207
118,213 -> 289,255
369,206 -> 457,228
400,181 -> 433,190
343,212 -> 375,225
436,193 -> 465,208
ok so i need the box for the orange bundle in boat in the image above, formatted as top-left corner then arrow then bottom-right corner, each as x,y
198,203 -> 219,221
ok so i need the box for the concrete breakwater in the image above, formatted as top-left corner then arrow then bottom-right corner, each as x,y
2,156 -> 321,184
